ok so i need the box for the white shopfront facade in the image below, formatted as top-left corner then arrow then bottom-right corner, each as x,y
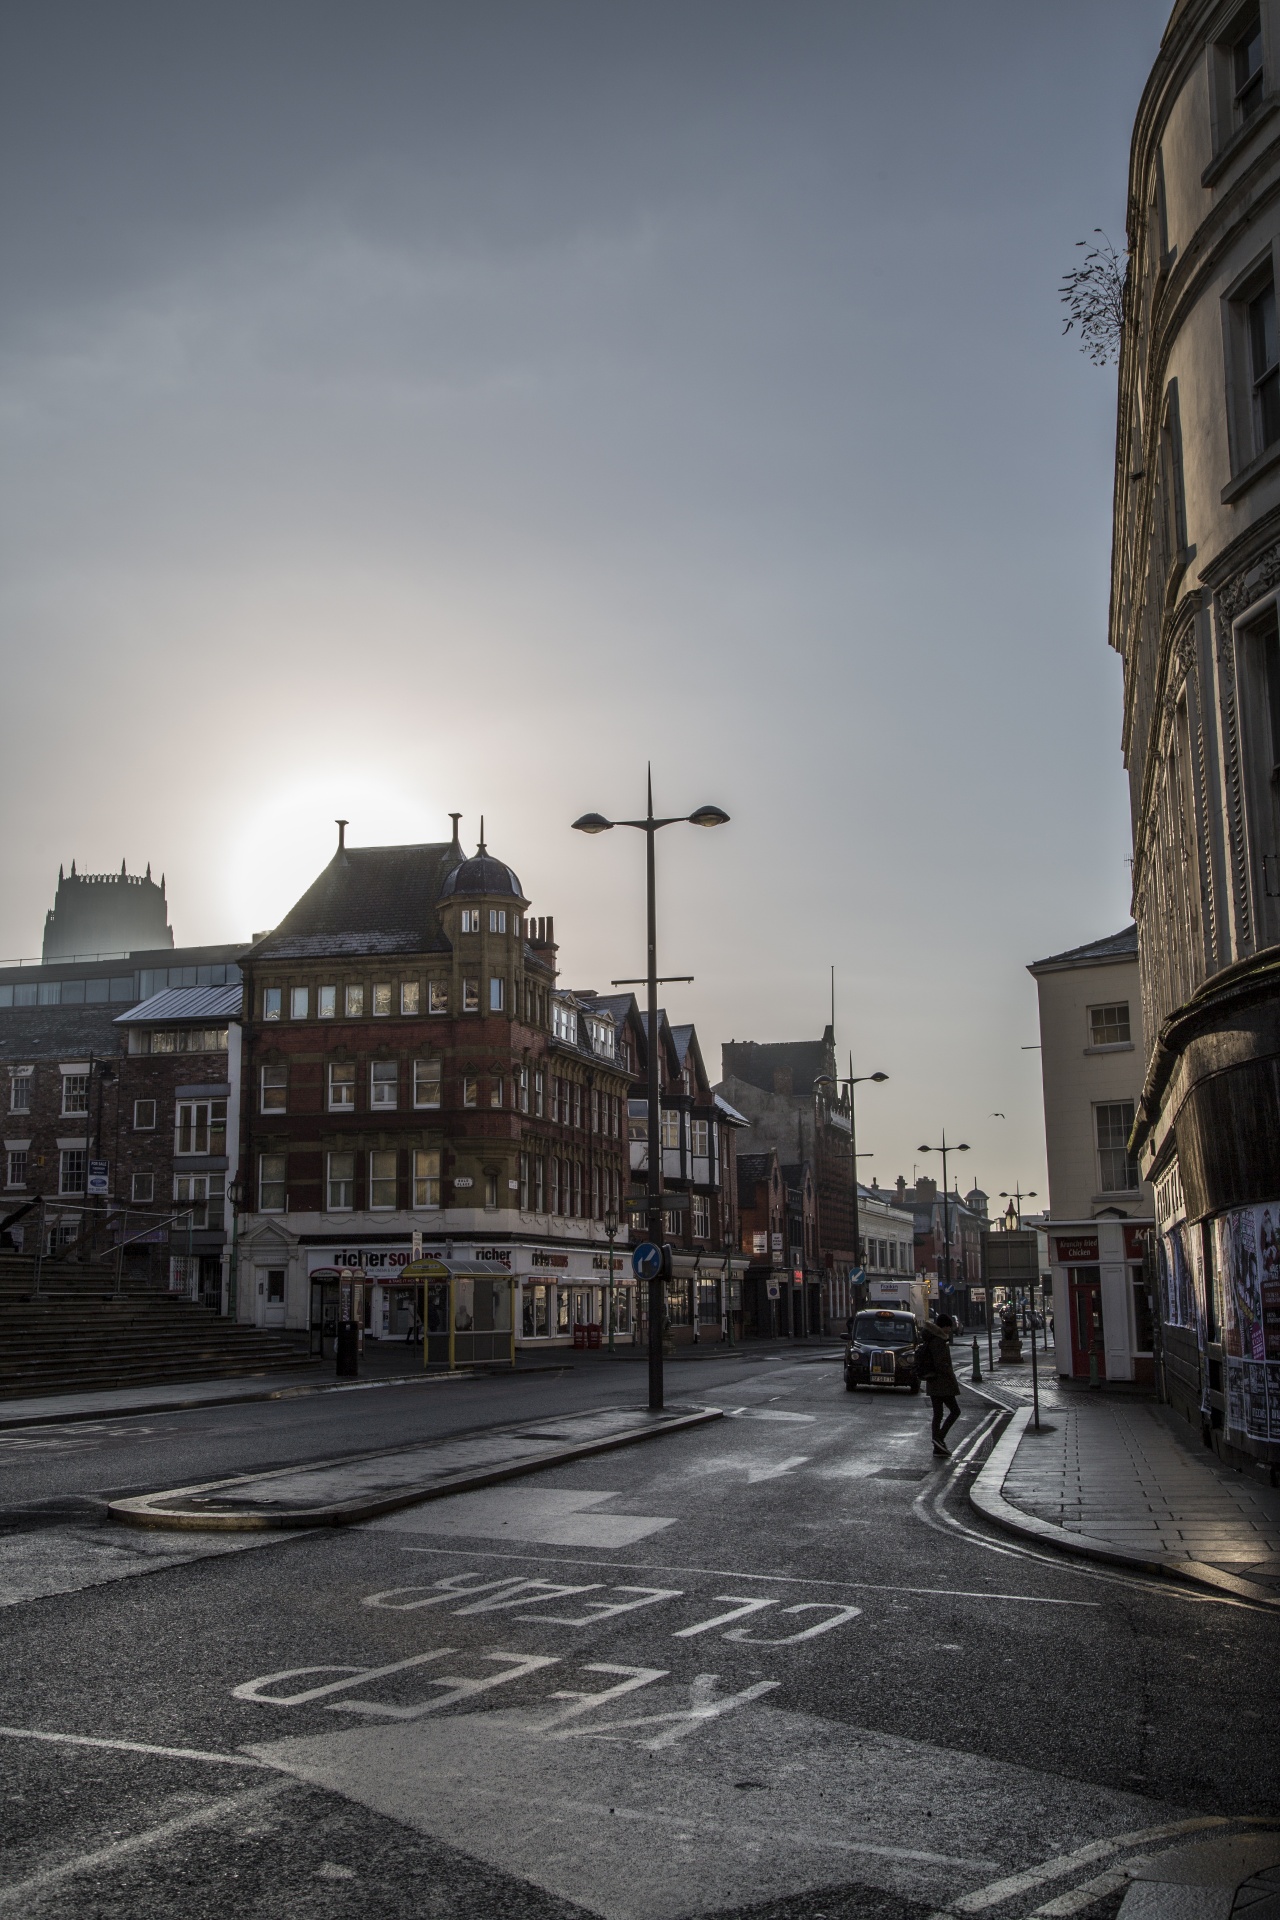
301,1239 -> 634,1348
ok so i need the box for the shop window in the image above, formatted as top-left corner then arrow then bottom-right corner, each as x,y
556,1288 -> 570,1333
523,1283 -> 549,1338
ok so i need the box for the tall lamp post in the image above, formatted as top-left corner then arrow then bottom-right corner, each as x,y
917,1131 -> 969,1315
831,1062 -> 887,1317
573,772 -> 729,1412
604,1207 -> 619,1353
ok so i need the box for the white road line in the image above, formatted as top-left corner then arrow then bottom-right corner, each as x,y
397,1543 -> 1101,1606
912,1424 -> 1254,1611
0,1725 -> 270,1767
0,1781 -> 294,1909
1028,1866 -> 1130,1915
941,1818 -> 1232,1913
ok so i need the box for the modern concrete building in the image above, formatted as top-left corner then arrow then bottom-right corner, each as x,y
1028,928 -> 1156,1385
1111,1 -> 1280,1460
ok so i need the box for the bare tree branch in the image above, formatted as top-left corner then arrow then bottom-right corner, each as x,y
1059,230 -> 1127,367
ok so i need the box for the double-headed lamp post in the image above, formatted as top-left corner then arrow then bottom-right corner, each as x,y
573,773 -> 729,1412
917,1131 -> 969,1311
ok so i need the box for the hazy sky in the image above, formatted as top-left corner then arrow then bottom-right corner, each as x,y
1,1 -> 1169,1201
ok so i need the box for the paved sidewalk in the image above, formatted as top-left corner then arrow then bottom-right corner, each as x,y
970,1386 -> 1280,1605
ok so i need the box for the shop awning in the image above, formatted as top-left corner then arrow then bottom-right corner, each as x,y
398,1258 -> 514,1283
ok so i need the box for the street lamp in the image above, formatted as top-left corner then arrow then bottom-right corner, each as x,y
573,769 -> 729,1411
998,1187 -> 1037,1229
604,1206 -> 619,1353
917,1131 -> 969,1308
829,1062 -> 887,1316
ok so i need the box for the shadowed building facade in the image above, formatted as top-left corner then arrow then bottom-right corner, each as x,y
1113,0 -> 1280,1463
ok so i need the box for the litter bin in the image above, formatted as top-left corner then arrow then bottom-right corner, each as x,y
335,1319 -> 360,1377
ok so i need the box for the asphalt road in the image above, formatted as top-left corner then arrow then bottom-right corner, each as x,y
1,1352 -> 1276,1918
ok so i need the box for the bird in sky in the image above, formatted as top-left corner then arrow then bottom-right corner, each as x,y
990,1112 -> 1006,1118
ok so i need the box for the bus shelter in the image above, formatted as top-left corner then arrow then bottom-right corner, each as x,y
398,1257 -> 516,1370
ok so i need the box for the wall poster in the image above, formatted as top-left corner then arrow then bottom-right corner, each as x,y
1214,1203 -> 1280,1444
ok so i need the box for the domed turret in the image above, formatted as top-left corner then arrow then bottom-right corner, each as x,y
438,819 -> 525,903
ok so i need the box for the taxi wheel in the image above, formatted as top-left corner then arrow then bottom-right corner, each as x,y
844,1374 -> 858,1392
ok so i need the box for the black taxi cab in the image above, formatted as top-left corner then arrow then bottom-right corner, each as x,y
843,1308 -> 921,1394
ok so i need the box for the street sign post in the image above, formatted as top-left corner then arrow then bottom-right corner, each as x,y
632,1242 -> 664,1282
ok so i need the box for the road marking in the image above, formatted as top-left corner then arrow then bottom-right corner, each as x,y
396,1543 -> 1102,1605
1028,1866 -> 1130,1915
939,1818 -> 1233,1913
746,1455 -> 810,1483
327,1650 -> 560,1721
0,1724 -> 269,1767
722,1409 -> 817,1423
519,1586 -> 684,1628
0,1781 -> 294,1910
541,1664 -> 669,1727
724,1602 -> 862,1645
372,1485 -> 677,1548
673,1596 -> 778,1638
546,1673 -> 781,1750
233,1651 -> 456,1706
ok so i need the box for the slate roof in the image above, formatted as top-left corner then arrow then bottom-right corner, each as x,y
115,984 -> 242,1024
439,854 -> 525,901
0,1006 -> 127,1061
1028,925 -> 1138,974
721,1029 -> 836,1096
249,842 -> 460,961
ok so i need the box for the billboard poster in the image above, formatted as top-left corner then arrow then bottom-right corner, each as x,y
1215,1203 -> 1280,1442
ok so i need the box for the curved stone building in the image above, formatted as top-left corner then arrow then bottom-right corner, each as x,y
1114,0 -> 1280,1465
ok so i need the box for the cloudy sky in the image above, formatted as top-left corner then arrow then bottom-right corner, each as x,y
1,1 -> 1168,1200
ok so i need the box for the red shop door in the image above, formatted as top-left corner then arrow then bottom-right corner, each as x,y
1068,1266 -> 1105,1379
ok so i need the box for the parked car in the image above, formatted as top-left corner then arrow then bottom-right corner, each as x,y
844,1308 -> 921,1394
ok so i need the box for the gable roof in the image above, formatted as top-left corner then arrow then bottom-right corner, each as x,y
249,842 -> 460,961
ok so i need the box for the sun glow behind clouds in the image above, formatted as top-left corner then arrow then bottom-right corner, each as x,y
225,771 -> 441,938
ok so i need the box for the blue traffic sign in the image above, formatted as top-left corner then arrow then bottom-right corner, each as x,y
632,1241 -> 664,1281
849,1265 -> 865,1286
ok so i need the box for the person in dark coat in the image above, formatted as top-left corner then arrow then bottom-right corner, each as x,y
921,1312 -> 961,1456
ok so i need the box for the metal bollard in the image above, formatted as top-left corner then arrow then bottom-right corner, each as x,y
971,1337 -> 982,1383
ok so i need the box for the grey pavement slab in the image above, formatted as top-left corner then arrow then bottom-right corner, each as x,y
107,1403 -> 721,1531
970,1402 -> 1280,1606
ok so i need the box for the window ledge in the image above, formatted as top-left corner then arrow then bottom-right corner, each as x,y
1221,434 -> 1280,504
1202,95 -> 1280,187
1084,1041 -> 1134,1054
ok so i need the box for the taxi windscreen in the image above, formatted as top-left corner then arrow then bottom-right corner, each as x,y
853,1312 -> 916,1347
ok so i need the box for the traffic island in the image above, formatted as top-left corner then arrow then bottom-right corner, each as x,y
108,1403 -> 721,1532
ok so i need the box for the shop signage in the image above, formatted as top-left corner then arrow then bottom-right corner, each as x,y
1054,1235 -> 1099,1264
472,1247 -> 513,1268
592,1252 -> 626,1272
531,1249 -> 570,1269
1123,1225 -> 1150,1262
306,1245 -> 412,1276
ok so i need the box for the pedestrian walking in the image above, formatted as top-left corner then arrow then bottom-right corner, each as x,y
918,1311 -> 961,1457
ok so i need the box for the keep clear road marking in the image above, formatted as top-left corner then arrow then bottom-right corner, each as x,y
0,1725 -> 269,1767
356,1570 -> 866,1642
